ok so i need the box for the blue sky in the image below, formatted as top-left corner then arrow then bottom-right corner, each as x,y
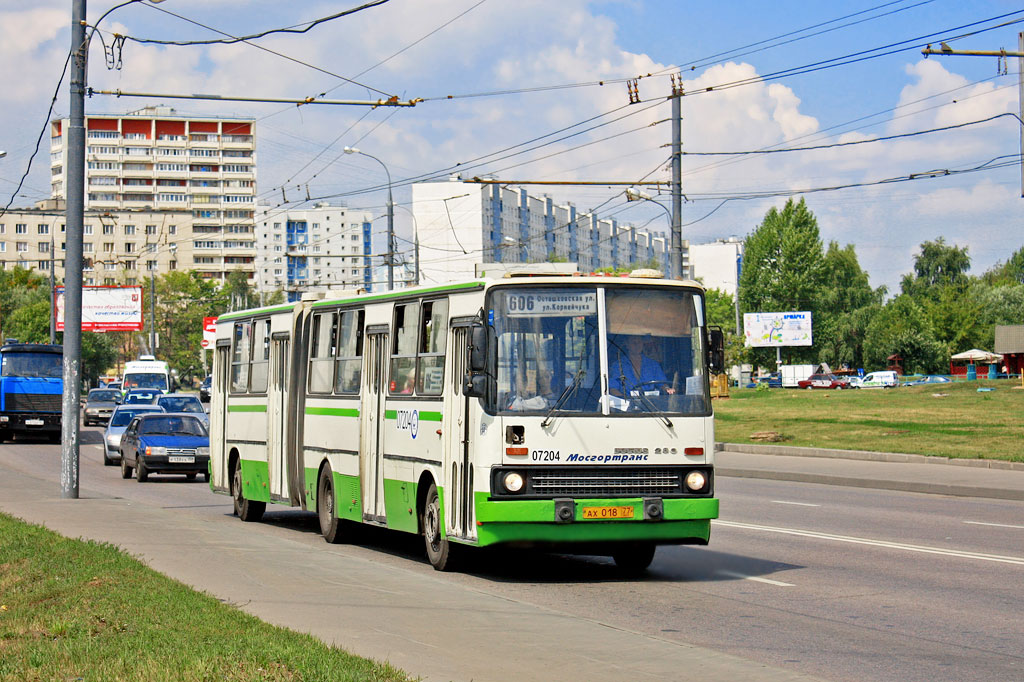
2,0 -> 1022,292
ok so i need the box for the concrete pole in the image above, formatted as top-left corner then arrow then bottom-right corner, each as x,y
670,77 -> 683,280
61,0 -> 86,498
386,185 -> 395,291
1019,32 -> 1023,197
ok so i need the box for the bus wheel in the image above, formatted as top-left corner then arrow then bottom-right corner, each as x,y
422,482 -> 457,571
612,543 -> 656,574
317,465 -> 345,544
231,459 -> 265,522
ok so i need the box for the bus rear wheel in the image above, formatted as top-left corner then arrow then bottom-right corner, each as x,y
612,543 -> 656,574
231,459 -> 265,522
317,465 -> 345,544
422,482 -> 458,571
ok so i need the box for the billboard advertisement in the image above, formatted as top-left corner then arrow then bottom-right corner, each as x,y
56,285 -> 144,332
744,311 -> 813,347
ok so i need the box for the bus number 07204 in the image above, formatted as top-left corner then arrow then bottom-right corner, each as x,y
531,450 -> 559,462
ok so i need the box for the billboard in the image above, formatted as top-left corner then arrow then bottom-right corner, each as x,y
56,286 -> 144,332
744,311 -> 813,347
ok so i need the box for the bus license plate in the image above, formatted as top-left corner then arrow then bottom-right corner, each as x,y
581,506 -> 634,520
169,456 -> 195,464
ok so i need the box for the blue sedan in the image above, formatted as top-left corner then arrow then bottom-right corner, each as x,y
119,413 -> 210,482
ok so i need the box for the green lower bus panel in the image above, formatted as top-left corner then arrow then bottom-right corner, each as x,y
303,468 -> 362,522
383,478 -> 419,533
240,460 -> 271,503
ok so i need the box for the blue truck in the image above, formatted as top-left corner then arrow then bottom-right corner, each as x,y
0,342 -> 63,442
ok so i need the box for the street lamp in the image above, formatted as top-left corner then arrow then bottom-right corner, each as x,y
344,146 -> 394,290
625,187 -> 675,276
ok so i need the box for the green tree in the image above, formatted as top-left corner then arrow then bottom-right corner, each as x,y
815,241 -> 885,369
738,198 -> 825,365
863,295 -> 946,374
155,271 -> 224,386
0,267 -> 49,340
981,245 -> 1024,286
900,237 -> 971,298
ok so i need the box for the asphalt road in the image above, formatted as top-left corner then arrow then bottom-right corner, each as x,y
2,428 -> 1022,682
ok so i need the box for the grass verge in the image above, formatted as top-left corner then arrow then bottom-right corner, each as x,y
714,379 -> 1023,462
0,512 -> 412,682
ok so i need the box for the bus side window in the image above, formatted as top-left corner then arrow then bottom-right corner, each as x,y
249,319 -> 271,393
230,321 -> 251,393
390,302 -> 419,395
334,309 -> 364,394
308,312 -> 337,394
417,299 -> 448,396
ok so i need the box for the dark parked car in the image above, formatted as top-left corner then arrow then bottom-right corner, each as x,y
82,388 -> 122,426
199,375 -> 212,403
119,413 -> 210,482
797,373 -> 850,390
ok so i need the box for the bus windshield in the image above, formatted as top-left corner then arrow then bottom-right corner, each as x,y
1,352 -> 63,378
123,373 -> 168,391
490,285 -> 709,416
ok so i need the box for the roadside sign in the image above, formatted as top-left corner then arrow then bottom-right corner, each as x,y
201,339 -> 210,348
202,316 -> 217,350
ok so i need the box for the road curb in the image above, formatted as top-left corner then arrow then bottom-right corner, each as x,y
716,467 -> 1024,502
716,442 -> 1024,471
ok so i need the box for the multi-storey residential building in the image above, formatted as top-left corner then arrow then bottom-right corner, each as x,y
411,177 -> 687,285
48,106 -> 256,281
0,203 -> 189,285
689,237 -> 744,297
255,202 -> 374,299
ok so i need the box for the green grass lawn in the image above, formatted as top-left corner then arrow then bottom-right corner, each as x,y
713,379 -> 1024,462
0,513 -> 412,682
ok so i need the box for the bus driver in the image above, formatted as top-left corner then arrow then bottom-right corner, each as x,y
608,334 -> 676,397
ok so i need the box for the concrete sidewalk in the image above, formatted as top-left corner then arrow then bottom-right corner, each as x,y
716,443 -> 1024,501
0,462 -> 822,682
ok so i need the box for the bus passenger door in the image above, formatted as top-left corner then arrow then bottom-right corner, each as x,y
360,330 -> 388,524
267,338 -> 288,502
443,326 -> 475,541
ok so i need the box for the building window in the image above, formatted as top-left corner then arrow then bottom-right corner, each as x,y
84,224 -> 93,235
16,224 -> 27,234
38,224 -> 49,234
102,224 -> 114,235
39,242 -> 50,253
124,225 -> 135,235
16,242 -> 28,252
145,225 -> 157,235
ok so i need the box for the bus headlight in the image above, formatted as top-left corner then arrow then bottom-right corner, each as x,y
684,471 -> 707,491
503,471 -> 525,493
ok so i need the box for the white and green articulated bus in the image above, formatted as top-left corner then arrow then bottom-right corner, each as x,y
209,273 -> 725,571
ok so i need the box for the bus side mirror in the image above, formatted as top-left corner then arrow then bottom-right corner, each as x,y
708,327 -> 725,374
464,372 -> 488,398
469,326 -> 487,373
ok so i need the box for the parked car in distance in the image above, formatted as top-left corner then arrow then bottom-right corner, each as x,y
852,370 -> 899,389
119,413 -> 210,482
155,393 -> 208,426
199,375 -> 212,403
903,374 -> 952,387
746,373 -> 782,389
103,381 -> 121,391
122,388 -> 160,405
82,388 -> 122,426
797,373 -> 850,390
103,404 -> 164,465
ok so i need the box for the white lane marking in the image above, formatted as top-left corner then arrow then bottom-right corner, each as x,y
714,520 -> 1024,566
964,520 -> 1024,530
771,500 -> 820,507
716,569 -> 795,587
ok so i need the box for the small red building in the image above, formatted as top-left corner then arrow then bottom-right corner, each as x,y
994,325 -> 1024,375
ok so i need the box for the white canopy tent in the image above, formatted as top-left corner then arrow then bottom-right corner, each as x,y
950,348 -> 1003,363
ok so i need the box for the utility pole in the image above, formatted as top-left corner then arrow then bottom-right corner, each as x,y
922,35 -> 1024,197
670,74 -> 684,279
49,230 -> 56,344
62,0 -> 86,499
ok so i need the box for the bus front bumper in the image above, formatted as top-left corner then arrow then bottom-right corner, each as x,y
470,494 -> 718,548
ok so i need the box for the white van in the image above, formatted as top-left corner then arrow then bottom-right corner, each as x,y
854,370 -> 899,389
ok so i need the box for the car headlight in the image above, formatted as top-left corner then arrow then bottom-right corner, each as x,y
684,470 -> 707,491
106,434 -> 120,447
502,471 -> 525,493
144,446 -> 167,457
85,408 -> 98,415
196,446 -> 209,456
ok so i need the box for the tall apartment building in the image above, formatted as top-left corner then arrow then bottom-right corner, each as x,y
411,178 -> 687,285
48,105 -> 257,281
689,237 -> 744,297
255,203 -> 374,299
0,203 -> 188,285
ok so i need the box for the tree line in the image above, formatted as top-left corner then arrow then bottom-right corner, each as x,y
707,197 -> 1024,374
0,269 -> 279,389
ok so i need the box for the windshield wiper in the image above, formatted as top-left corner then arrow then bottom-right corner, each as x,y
629,389 -> 674,429
540,369 -> 584,428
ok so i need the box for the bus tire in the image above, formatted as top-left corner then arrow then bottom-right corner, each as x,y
136,458 -> 148,482
231,458 -> 265,522
422,482 -> 457,571
317,465 -> 345,544
612,542 -> 656,574
120,456 -> 132,479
